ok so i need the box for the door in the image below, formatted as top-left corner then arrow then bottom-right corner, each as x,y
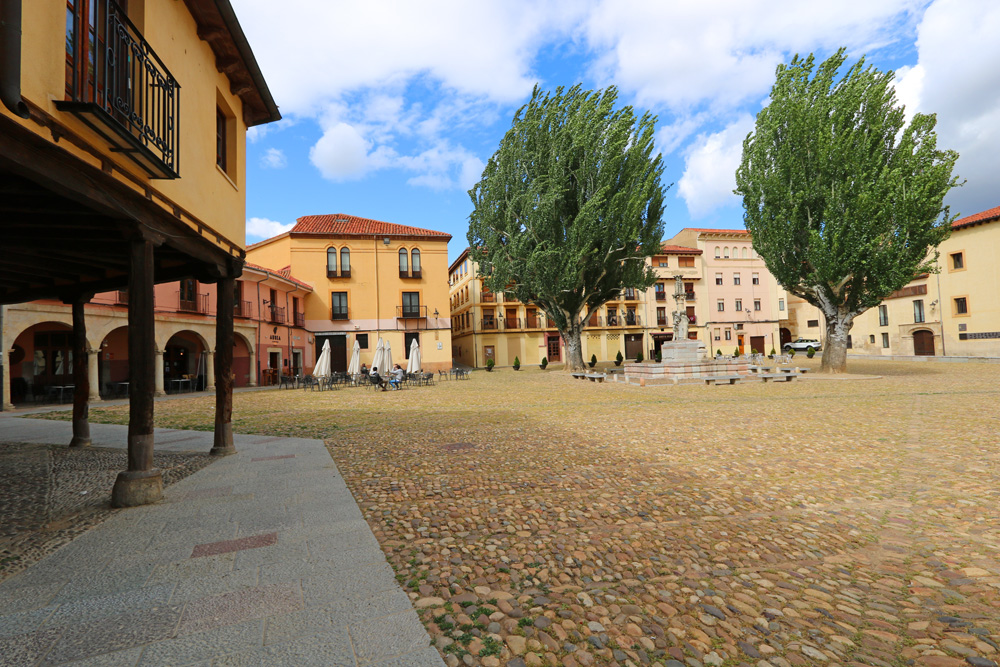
780,328 -> 792,347
330,336 -> 347,372
913,330 -> 935,356
625,334 -> 643,360
484,346 -> 495,365
505,308 -> 518,329
750,336 -> 766,355
546,336 -> 561,361
737,335 -> 745,355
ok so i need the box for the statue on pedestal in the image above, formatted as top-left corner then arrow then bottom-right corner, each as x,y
671,275 -> 688,340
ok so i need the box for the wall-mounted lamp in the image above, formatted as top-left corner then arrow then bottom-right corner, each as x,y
433,308 -> 439,318
383,237 -> 391,245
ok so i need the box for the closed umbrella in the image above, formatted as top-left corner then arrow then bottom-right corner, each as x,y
371,338 -> 385,375
406,338 -> 421,374
382,340 -> 393,377
314,340 -> 331,378
347,340 -> 361,375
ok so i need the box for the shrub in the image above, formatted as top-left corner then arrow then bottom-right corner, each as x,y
806,348 -> 816,358
789,348 -> 796,357
733,348 -> 740,358
716,349 -> 723,357
540,356 -> 548,369
513,356 -> 520,369
615,350 -> 623,366
589,354 -> 597,368
769,347 -> 776,356
635,351 -> 643,363
486,358 -> 495,371
654,350 -> 662,363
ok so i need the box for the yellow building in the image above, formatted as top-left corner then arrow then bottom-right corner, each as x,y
448,244 -> 705,368
246,214 -> 454,372
1,0 -> 279,504
788,205 -> 1000,358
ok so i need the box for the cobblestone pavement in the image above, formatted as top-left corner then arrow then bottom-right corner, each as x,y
0,442 -> 214,582
23,359 -> 1000,667
0,421 -> 441,666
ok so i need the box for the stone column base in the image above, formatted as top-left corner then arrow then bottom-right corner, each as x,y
154,390 -> 165,397
111,469 -> 163,507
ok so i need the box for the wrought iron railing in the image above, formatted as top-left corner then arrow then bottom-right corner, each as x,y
686,292 -> 696,301
57,0 -> 180,178
177,292 -> 208,314
294,311 -> 305,327
503,317 -> 521,330
269,304 -> 286,324
234,300 -> 253,318
331,308 -> 349,321
397,305 -> 427,318
480,318 -> 498,330
655,292 -> 666,301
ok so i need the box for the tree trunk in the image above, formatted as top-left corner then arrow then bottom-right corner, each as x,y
820,311 -> 853,374
563,323 -> 586,372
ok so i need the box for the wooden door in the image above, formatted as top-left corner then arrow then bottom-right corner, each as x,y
330,336 -> 347,372
546,336 -> 561,361
505,307 -> 518,329
737,335 -> 745,354
625,334 -> 643,360
913,330 -> 935,356
750,336 -> 766,355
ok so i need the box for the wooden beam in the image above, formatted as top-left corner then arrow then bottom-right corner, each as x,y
211,276 -> 236,456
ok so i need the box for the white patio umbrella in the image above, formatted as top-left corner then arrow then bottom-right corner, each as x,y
371,338 -> 385,375
347,339 -> 361,375
382,340 -> 393,377
313,340 -> 332,378
406,338 -> 421,374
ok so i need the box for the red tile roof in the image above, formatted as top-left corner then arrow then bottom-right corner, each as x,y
952,205 -> 1000,230
291,214 -> 452,240
686,227 -> 750,235
659,244 -> 702,255
244,262 -> 313,291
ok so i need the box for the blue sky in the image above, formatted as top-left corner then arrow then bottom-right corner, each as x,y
234,0 -> 1000,263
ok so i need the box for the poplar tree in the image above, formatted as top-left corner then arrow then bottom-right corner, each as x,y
468,85 -> 666,372
735,49 -> 959,373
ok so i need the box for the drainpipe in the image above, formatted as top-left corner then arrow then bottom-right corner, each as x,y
936,269 -> 947,356
253,273 -> 267,384
0,0 -> 29,118
284,283 -> 299,374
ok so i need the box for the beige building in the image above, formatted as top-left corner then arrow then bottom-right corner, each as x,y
247,214 -> 454,372
786,205 -> 1000,358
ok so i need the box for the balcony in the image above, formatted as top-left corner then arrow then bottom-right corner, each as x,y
178,292 -> 209,314
234,300 -> 253,319
399,269 -> 422,279
688,314 -> 697,325
503,317 -> 521,331
397,305 -> 427,319
327,269 -> 351,279
686,292 -> 696,301
525,315 -> 542,329
481,292 -> 495,303
657,315 -> 667,326
655,292 -> 666,302
294,311 -> 305,327
56,0 -> 180,178
331,308 -> 349,321
480,318 -> 498,331
268,304 -> 286,324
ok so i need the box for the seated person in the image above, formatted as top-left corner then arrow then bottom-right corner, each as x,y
388,364 -> 405,390
369,366 -> 386,391
360,363 -> 368,376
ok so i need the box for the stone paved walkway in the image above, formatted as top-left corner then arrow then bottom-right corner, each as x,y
0,418 -> 443,666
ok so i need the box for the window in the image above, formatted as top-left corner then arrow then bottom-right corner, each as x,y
684,282 -> 694,299
754,299 -> 761,311
954,297 -> 968,315
180,278 -> 197,303
913,299 -> 925,323
330,292 -> 348,320
725,329 -> 732,341
404,332 -> 419,358
606,307 -> 618,325
679,256 -> 695,268
402,291 -> 421,317
717,300 -> 725,312
878,305 -> 888,326
778,298 -> 785,312
622,287 -> 636,300
723,246 -> 730,258
398,248 -> 410,277
807,319 -> 819,328
714,247 -> 720,258
658,260 -> 669,267
950,252 -> 964,270
654,283 -> 666,301
326,248 -> 337,277
356,334 -> 368,349
742,247 -> 748,259
733,273 -> 741,286
715,273 -> 723,285
411,249 -> 421,278
734,298 -> 743,312
713,328 -> 721,341
216,108 -> 228,172
340,248 -> 351,277
882,333 -> 890,348
869,334 -> 876,344
752,272 -> 759,285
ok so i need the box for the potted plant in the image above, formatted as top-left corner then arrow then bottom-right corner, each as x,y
635,351 -> 643,363
615,350 -> 623,367
769,347 -> 776,359
806,348 -> 816,359
654,350 -> 662,363
588,354 -> 597,369
788,348 -> 796,359
716,349 -> 723,358
539,356 -> 548,370
733,348 -> 740,359
486,358 -> 495,372
513,356 -> 521,371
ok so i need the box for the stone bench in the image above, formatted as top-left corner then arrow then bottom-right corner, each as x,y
760,373 -> 796,382
703,375 -> 742,385
572,373 -> 588,380
586,373 -> 606,383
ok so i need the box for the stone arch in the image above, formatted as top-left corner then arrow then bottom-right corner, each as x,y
233,330 -> 254,387
8,320 -> 73,404
163,329 -> 209,392
97,325 -> 130,397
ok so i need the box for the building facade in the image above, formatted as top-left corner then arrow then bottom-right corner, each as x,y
787,205 -> 1000,358
247,214 -> 453,373
667,229 -> 788,356
0,0 -> 280,504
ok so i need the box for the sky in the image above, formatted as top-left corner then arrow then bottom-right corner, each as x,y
234,0 -> 1000,263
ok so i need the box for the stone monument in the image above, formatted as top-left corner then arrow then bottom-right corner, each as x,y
671,275 -> 689,340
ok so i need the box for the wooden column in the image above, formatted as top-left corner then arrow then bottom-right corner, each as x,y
112,240 -> 163,507
211,276 -> 236,456
69,298 -> 91,447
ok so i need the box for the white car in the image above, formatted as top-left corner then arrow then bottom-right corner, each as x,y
783,338 -> 822,353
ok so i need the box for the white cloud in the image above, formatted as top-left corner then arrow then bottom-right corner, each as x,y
246,217 -> 294,240
260,148 -> 287,169
678,115 -> 754,218
309,122 -> 373,180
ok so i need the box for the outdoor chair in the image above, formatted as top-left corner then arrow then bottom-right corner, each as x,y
279,374 -> 294,390
367,374 -> 386,391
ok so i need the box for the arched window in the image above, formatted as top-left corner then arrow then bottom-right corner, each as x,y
326,247 -> 337,277
340,248 -> 351,277
715,246 -> 721,258
398,248 -> 408,276
411,249 -> 421,277
723,246 -> 730,258
742,247 -> 748,259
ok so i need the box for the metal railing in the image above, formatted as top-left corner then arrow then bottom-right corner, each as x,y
177,292 -> 208,314
480,318 -> 498,330
655,292 -> 666,301
686,292 -> 696,301
503,317 -> 521,330
268,304 -> 286,324
331,308 -> 348,321
234,300 -> 253,318
58,0 -> 180,178
294,311 -> 305,327
397,305 -> 427,318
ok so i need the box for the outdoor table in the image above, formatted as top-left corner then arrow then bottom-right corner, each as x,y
116,381 -> 129,398
169,378 -> 192,393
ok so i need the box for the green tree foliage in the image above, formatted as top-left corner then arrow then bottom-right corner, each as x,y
735,49 -> 959,373
468,85 -> 667,371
